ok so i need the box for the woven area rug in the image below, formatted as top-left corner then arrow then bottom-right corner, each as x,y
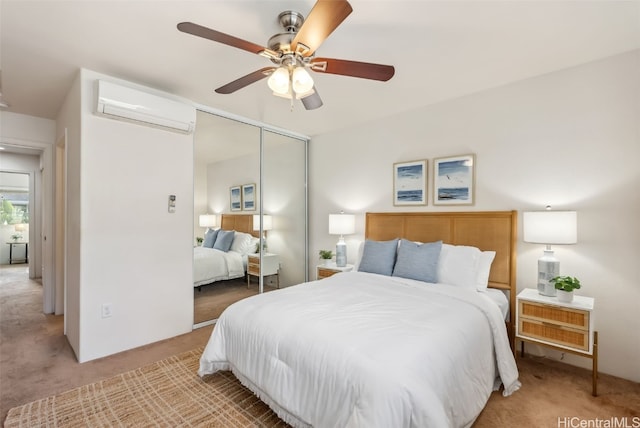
4,348 -> 288,427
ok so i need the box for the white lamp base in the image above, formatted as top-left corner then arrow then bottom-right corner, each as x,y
537,249 -> 559,296
335,236 -> 347,267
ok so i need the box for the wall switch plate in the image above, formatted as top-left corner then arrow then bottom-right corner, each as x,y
101,303 -> 113,318
168,195 -> 176,213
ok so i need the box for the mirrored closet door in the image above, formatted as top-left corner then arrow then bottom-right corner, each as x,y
193,110 -> 307,327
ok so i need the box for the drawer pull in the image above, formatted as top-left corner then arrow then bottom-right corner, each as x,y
541,321 -> 561,328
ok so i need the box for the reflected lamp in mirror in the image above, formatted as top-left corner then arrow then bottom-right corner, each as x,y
253,215 -> 273,252
329,212 -> 355,267
523,209 -> 577,296
199,214 -> 218,229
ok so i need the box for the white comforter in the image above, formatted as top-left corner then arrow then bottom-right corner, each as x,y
199,271 -> 521,428
193,247 -> 245,287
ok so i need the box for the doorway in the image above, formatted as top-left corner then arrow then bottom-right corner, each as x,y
0,171 -> 30,267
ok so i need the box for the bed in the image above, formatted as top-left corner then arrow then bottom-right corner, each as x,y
194,214 -> 260,288
199,211 -> 521,427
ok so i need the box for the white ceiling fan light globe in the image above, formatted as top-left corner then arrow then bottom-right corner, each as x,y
292,66 -> 314,94
268,67 -> 290,94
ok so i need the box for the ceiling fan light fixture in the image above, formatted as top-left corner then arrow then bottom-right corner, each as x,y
267,67 -> 290,95
291,66 -> 314,94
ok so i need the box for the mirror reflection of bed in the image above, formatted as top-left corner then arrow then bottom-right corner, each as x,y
193,214 -> 279,324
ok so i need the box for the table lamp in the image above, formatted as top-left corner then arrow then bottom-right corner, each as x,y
253,214 -> 273,252
199,214 -> 217,229
329,212 -> 355,267
523,209 -> 577,296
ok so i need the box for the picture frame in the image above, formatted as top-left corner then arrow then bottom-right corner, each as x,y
433,154 -> 476,205
230,186 -> 242,211
393,160 -> 427,206
241,183 -> 256,211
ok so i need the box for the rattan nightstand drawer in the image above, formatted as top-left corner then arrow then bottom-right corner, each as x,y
518,318 -> 589,351
248,261 -> 260,276
317,267 -> 338,279
316,264 -> 354,280
519,300 -> 589,330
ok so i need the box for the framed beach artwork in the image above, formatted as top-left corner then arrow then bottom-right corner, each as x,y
393,160 -> 427,206
230,186 -> 242,211
242,183 -> 256,211
433,154 -> 476,205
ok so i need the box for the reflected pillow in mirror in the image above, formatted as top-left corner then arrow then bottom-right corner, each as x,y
202,228 -> 219,248
230,231 -> 257,255
213,229 -> 235,252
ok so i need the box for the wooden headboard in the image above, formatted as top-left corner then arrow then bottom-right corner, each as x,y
365,211 -> 517,349
220,214 -> 260,238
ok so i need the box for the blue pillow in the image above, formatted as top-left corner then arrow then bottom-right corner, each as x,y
202,228 -> 219,248
392,239 -> 442,283
357,239 -> 399,276
213,229 -> 235,252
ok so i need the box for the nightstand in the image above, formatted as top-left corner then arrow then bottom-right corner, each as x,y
516,288 -> 598,396
247,253 -> 279,288
316,263 -> 354,280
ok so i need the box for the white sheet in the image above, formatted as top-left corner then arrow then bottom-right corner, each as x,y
193,247 -> 245,287
199,271 -> 520,427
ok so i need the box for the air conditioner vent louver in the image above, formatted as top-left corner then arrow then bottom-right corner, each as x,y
95,80 -> 195,134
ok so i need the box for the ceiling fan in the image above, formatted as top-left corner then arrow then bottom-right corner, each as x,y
177,0 -> 395,110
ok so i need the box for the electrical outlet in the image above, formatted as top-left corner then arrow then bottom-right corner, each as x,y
101,303 -> 113,318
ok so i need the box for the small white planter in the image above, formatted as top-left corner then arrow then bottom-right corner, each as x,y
321,259 -> 332,266
556,289 -> 574,303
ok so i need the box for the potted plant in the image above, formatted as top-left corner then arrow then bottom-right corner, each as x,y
550,276 -> 581,303
319,250 -> 333,266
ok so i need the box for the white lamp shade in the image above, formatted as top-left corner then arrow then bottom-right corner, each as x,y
329,213 -> 355,235
292,67 -> 314,94
199,214 -> 217,228
523,211 -> 577,244
267,67 -> 290,95
253,214 -> 273,231
14,223 -> 26,232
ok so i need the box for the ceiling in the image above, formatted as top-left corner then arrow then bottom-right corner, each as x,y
1,0 -> 639,139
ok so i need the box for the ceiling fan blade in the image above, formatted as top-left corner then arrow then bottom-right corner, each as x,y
291,0 -> 353,57
301,88 -> 323,110
177,22 -> 269,55
310,57 -> 395,81
215,67 -> 276,94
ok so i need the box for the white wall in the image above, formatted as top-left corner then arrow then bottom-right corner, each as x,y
56,72 -> 82,352
59,69 -> 195,362
309,50 -> 640,382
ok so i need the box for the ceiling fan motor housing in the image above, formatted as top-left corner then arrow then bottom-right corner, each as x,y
267,11 -> 304,56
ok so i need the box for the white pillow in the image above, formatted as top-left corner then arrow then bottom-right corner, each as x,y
476,250 -> 496,291
437,244 -> 480,289
229,232 -> 257,255
438,244 -> 496,291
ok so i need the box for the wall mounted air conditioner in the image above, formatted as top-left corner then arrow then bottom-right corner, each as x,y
95,80 -> 196,134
